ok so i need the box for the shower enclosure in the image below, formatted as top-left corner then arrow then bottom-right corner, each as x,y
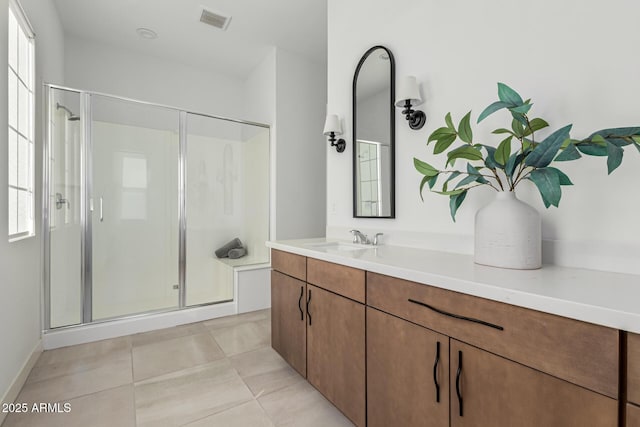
43,85 -> 270,329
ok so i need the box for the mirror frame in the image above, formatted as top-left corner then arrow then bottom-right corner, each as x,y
352,45 -> 395,218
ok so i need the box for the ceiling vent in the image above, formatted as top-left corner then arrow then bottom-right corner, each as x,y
199,8 -> 231,31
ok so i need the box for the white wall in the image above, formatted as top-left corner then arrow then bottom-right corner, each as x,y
327,0 -> 640,274
64,36 -> 244,119
0,0 -> 64,413
242,47 -> 327,240
275,48 -> 327,239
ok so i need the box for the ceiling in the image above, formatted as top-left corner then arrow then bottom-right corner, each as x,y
53,0 -> 327,78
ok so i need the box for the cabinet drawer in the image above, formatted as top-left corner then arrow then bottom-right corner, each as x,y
629,332 -> 640,405
629,403 -> 640,427
307,258 -> 365,303
271,249 -> 306,281
367,272 -> 619,398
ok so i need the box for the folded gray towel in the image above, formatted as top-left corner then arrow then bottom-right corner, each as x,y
228,247 -> 247,259
215,238 -> 243,258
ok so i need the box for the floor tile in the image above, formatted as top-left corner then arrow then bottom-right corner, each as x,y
3,385 -> 135,427
27,345 -> 131,385
132,322 -> 206,348
35,336 -> 131,367
203,309 -> 270,331
182,400 -> 273,427
134,359 -> 254,427
17,351 -> 132,404
209,321 -> 270,357
229,347 -> 304,397
132,333 -> 224,381
258,381 -> 353,427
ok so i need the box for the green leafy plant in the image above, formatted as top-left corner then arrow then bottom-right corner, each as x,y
414,83 -> 640,221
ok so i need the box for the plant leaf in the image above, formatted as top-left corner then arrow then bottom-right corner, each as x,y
492,128 -> 515,136
509,103 -> 532,114
511,111 -> 528,127
428,175 -> 439,189
528,168 -> 561,208
433,134 -> 458,154
505,152 -> 523,177
419,176 -> 430,201
414,158 -> 439,177
444,171 -> 462,186
446,145 -> 483,167
497,82 -> 523,106
511,119 -> 525,138
449,190 -> 468,222
466,163 -> 488,184
495,136 -> 512,165
589,127 -> 640,139
554,143 -> 582,162
482,145 -> 501,169
428,127 -> 456,143
523,118 -> 549,137
477,101 -> 510,123
547,167 -> 573,186
524,124 -> 572,168
457,111 -> 473,144
445,112 -> 455,131
606,142 -> 624,174
576,143 -> 608,156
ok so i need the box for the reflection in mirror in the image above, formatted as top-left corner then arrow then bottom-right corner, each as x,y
353,46 -> 395,218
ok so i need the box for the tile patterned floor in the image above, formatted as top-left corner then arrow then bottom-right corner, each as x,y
3,310 -> 353,427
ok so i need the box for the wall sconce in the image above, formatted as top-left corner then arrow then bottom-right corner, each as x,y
323,114 -> 346,153
395,76 -> 426,130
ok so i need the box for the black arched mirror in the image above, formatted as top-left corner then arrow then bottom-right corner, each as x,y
352,46 -> 395,218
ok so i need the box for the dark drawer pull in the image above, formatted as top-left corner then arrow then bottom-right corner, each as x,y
433,341 -> 440,403
456,350 -> 463,417
306,289 -> 312,326
298,286 -> 304,321
408,298 -> 504,331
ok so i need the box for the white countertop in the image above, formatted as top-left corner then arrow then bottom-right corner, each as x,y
267,238 -> 640,334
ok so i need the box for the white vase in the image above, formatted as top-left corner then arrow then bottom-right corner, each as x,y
474,191 -> 541,269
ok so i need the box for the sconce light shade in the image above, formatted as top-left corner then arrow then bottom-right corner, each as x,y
395,76 -> 422,107
323,114 -> 346,153
395,75 -> 426,130
323,114 -> 343,136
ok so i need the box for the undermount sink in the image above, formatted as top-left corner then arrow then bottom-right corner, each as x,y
303,241 -> 372,252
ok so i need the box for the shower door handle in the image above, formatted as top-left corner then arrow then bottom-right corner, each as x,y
99,197 -> 104,222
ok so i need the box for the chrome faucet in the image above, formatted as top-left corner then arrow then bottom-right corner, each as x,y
350,229 -> 369,245
350,230 -> 384,246
373,233 -> 384,246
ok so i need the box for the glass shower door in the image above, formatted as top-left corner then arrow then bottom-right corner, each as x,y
48,87 -> 82,328
90,95 -> 179,320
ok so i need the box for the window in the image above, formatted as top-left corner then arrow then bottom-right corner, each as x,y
7,0 -> 35,240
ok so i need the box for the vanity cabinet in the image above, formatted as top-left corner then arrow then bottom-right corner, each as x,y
628,333 -> 640,426
307,284 -> 365,427
450,339 -> 617,427
271,270 -> 306,376
271,248 -> 625,426
367,307 -> 448,427
366,271 -> 619,426
271,251 -> 366,426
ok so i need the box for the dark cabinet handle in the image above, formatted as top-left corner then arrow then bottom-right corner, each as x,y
456,350 -> 463,417
306,289 -> 312,326
408,299 -> 503,331
433,341 -> 440,403
298,286 -> 304,321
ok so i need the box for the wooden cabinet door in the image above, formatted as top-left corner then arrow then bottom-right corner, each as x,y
367,307 -> 449,427
306,284 -> 365,427
271,270 -> 306,376
450,339 -> 618,427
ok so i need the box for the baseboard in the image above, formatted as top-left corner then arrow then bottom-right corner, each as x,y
0,340 -> 43,426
